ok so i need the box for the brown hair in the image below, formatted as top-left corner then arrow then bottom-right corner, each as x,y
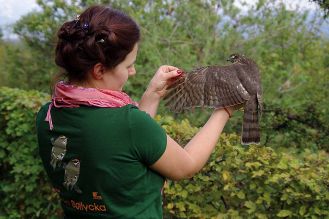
55,5 -> 140,82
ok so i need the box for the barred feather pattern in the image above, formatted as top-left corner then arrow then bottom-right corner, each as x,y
164,54 -> 263,145
242,97 -> 260,144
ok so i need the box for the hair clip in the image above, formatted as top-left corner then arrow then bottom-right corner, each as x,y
81,23 -> 89,32
73,15 -> 80,26
97,39 -> 105,43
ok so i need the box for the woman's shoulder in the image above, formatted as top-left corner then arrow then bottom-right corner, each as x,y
127,105 -> 154,123
127,106 -> 165,136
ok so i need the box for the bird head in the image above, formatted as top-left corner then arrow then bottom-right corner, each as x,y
227,53 -> 245,63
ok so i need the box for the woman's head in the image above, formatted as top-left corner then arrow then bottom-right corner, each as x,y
55,5 -> 140,83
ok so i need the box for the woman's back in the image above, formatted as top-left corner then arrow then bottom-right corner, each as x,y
37,103 -> 166,218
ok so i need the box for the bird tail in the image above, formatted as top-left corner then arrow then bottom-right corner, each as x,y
241,100 -> 260,145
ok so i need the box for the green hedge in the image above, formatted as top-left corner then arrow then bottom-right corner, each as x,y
158,117 -> 329,218
0,87 -> 61,219
0,87 -> 328,218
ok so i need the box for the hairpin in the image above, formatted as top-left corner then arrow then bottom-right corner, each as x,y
97,39 -> 105,43
73,15 -> 80,27
73,14 -> 89,32
81,22 -> 89,32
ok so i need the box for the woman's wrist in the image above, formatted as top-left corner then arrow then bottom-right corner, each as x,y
223,107 -> 233,118
138,87 -> 162,117
143,86 -> 162,101
213,107 -> 234,120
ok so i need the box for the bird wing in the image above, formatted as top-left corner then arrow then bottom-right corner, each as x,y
164,67 -> 207,112
164,65 -> 250,113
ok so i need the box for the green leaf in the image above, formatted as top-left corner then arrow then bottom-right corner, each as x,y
244,201 -> 256,214
237,191 -> 246,199
252,170 -> 265,178
299,206 -> 306,216
277,210 -> 292,217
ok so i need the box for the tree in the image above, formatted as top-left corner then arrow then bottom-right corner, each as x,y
9,0 -> 233,94
3,0 -> 329,150
0,27 -> 3,40
311,0 -> 329,17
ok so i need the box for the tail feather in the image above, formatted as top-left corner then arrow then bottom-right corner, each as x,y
242,106 -> 260,145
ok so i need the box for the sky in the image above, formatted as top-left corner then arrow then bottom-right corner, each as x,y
0,0 -> 325,39
0,0 -> 39,26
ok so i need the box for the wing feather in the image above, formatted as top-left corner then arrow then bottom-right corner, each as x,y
164,64 -> 250,112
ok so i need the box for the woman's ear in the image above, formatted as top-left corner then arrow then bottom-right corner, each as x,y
91,63 -> 105,80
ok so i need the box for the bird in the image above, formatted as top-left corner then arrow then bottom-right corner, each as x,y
164,54 -> 263,145
63,158 -> 82,194
50,135 -> 68,169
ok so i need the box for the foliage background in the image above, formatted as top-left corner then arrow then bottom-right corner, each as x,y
0,0 -> 328,218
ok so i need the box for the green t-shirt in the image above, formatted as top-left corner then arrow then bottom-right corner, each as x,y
36,103 -> 167,219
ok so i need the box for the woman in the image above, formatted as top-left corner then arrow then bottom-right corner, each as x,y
36,5 -> 233,219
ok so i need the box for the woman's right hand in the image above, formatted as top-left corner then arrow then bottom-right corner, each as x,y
147,65 -> 181,98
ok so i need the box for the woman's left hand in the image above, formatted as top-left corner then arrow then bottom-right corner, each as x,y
147,65 -> 182,98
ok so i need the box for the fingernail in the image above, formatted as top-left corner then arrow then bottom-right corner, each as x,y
177,70 -> 182,74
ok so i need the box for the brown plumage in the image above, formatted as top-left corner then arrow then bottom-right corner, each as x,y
164,54 -> 263,145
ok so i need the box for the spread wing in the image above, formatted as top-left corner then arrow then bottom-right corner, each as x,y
164,64 -> 251,113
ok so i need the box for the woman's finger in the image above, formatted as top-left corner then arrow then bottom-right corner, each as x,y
160,65 -> 179,73
162,69 -> 184,81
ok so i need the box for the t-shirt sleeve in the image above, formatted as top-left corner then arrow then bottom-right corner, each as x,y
129,107 -> 167,166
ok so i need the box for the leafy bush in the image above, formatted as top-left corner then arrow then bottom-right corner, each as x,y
0,87 -> 61,219
260,102 -> 329,152
1,88 -> 328,218
158,115 -> 329,218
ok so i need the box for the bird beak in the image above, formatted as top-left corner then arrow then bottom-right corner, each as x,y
226,59 -> 231,62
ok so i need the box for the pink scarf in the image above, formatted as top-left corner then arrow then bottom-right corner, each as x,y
45,81 -> 138,130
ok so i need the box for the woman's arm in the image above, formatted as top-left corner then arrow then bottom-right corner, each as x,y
138,65 -> 180,117
150,108 -> 232,180
142,64 -> 232,180
138,90 -> 161,118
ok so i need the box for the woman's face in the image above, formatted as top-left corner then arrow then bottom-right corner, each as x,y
103,43 -> 138,91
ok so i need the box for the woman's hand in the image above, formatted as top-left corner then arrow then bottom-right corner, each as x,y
139,65 -> 181,117
147,65 -> 181,98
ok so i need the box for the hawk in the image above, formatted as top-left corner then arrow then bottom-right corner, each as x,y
164,54 -> 263,145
